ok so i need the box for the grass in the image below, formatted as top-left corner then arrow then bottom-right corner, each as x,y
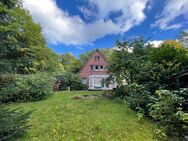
4,91 -> 157,141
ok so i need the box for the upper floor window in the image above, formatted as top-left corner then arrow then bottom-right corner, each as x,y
95,66 -> 99,70
100,66 -> 104,70
90,65 -> 94,70
95,56 -> 100,61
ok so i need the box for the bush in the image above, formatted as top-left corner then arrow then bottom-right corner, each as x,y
149,89 -> 188,139
114,86 -> 128,98
115,83 -> 151,114
0,73 -> 56,103
115,84 -> 188,139
125,83 -> 151,113
56,72 -> 85,90
0,107 -> 31,141
0,74 -> 19,103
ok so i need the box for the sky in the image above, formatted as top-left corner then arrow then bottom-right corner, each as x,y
23,0 -> 188,57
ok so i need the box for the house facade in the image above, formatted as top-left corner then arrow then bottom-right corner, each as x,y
79,49 -> 116,90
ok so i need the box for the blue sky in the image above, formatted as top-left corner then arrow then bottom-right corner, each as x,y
23,0 -> 188,57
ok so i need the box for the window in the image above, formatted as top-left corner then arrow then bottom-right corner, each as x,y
82,78 -> 87,84
95,66 -> 99,70
90,65 -> 94,70
95,56 -> 100,61
100,66 -> 104,70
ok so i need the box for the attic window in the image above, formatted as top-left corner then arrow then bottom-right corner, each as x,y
95,56 -> 100,61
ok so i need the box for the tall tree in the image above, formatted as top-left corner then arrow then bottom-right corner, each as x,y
108,37 -> 188,90
59,53 -> 81,73
79,51 -> 93,67
0,0 -> 63,74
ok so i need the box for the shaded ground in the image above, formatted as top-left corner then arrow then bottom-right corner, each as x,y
4,91 -> 158,141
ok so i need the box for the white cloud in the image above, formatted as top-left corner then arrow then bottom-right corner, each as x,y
23,0 -> 150,45
152,0 -> 188,30
147,40 -> 163,48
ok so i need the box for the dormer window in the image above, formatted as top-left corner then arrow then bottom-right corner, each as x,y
95,56 -> 100,61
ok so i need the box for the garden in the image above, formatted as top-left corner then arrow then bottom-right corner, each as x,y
0,0 -> 188,141
1,91 -> 158,141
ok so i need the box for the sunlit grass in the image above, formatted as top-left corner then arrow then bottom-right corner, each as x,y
5,91 -> 157,141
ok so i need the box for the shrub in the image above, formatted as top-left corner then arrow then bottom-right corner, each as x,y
114,86 -> 129,98
115,84 -> 188,139
0,107 -> 31,141
0,74 -> 19,103
149,89 -> 188,139
0,73 -> 56,103
115,83 -> 151,114
56,72 -> 85,90
126,83 -> 151,114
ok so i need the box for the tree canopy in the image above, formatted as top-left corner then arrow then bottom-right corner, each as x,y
108,37 -> 188,90
0,0 -> 63,74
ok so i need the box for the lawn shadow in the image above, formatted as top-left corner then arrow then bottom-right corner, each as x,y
0,106 -> 32,141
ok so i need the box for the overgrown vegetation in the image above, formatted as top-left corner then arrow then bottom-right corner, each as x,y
1,0 -> 188,140
0,73 -> 56,103
0,0 -> 63,102
107,37 -> 188,139
56,72 -> 86,91
0,0 -> 62,139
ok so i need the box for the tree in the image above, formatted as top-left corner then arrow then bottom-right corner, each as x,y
179,31 -> 188,48
108,37 -> 150,84
59,53 -> 81,73
108,37 -> 188,90
0,0 -> 63,74
79,51 -> 93,67
162,40 -> 184,49
56,72 -> 85,90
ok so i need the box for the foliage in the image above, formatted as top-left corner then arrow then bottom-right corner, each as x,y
108,37 -> 188,90
0,107 -> 31,141
108,37 -> 151,84
0,0 -> 63,74
0,73 -> 56,103
56,72 -> 86,90
108,36 -> 188,139
149,89 -> 188,138
115,84 -> 151,114
162,40 -> 184,49
59,53 -> 81,73
0,0 -> 63,103
124,83 -> 151,114
147,43 -> 188,90
79,51 -> 93,67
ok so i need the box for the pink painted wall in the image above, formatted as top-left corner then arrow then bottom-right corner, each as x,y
79,49 -> 109,85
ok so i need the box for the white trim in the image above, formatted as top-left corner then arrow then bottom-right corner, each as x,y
88,75 -> 116,90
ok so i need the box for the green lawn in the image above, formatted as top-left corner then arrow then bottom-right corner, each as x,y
5,91 -> 157,141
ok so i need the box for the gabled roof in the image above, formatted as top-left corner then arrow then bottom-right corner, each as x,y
79,49 -> 109,74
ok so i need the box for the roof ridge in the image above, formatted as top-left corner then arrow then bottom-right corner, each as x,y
79,49 -> 108,74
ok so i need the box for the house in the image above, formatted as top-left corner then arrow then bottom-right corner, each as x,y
79,49 -> 116,90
